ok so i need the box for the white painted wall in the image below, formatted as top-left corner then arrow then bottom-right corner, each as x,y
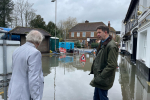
137,0 -> 150,68
130,35 -> 133,54
121,21 -> 125,34
0,40 -> 20,74
137,30 -> 147,59
125,39 -> 132,54
121,21 -> 125,50
148,0 -> 150,8
137,22 -> 150,68
147,28 -> 150,68
139,0 -> 149,13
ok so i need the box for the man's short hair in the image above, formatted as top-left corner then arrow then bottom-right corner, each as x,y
26,30 -> 44,44
96,25 -> 109,34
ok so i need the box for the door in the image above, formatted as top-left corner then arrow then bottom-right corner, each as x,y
132,32 -> 137,61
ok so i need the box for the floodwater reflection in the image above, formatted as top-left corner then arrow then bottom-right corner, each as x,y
42,54 -> 94,100
0,54 -> 150,100
119,55 -> 150,100
42,54 -> 122,100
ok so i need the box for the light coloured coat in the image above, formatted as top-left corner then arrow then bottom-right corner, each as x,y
8,42 -> 44,100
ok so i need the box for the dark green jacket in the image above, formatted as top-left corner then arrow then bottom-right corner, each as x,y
89,35 -> 118,90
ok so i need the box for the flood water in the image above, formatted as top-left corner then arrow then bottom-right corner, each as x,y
0,54 -> 150,100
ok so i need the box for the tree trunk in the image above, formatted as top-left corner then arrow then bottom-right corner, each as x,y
21,14 -> 23,27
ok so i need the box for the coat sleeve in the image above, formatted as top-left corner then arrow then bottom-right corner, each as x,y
28,51 -> 44,100
100,47 -> 118,79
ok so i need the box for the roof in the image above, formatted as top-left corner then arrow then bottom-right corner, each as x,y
50,37 -> 59,39
9,26 -> 51,36
109,27 -> 116,32
0,27 -> 12,32
69,22 -> 106,32
0,29 -> 8,33
124,0 -> 139,23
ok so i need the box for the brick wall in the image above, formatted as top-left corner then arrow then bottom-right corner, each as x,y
69,31 -> 97,40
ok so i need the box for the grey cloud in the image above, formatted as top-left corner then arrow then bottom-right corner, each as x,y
13,0 -> 131,31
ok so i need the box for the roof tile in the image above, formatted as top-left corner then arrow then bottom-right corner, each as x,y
69,22 -> 106,32
9,26 -> 51,36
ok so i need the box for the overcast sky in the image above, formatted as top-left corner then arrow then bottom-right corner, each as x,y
13,0 -> 131,31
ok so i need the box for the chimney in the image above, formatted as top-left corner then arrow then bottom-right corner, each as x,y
108,21 -> 110,28
85,20 -> 89,23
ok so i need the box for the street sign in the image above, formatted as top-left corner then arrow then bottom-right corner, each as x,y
80,54 -> 86,62
59,47 -> 66,53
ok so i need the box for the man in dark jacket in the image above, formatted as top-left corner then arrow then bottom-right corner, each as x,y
89,25 -> 118,100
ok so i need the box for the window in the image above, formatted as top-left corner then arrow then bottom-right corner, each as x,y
143,33 -> 147,60
143,0 -> 147,12
71,32 -> 74,37
77,32 -> 80,37
122,44 -> 125,47
82,32 -> 86,37
91,32 -> 94,37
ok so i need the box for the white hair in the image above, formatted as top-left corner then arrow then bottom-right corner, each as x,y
26,30 -> 44,44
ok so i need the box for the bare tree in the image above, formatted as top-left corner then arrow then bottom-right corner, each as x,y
15,0 -> 25,27
57,20 -> 65,39
24,0 -> 36,27
12,0 -> 36,27
58,17 -> 78,38
10,4 -> 21,28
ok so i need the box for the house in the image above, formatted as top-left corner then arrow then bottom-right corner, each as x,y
9,27 -> 51,53
68,20 -> 116,47
122,0 -> 139,62
136,0 -> 150,81
120,20 -> 126,53
122,0 -> 150,81
108,21 -> 117,40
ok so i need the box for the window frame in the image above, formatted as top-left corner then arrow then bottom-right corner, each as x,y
82,32 -> 86,37
91,32 -> 94,37
71,32 -> 74,37
143,33 -> 147,61
77,32 -> 80,37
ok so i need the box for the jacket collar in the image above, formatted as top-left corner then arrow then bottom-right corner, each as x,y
26,42 -> 36,48
96,35 -> 112,55
102,35 -> 112,45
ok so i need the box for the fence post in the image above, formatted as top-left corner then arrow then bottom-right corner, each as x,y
3,40 -> 7,100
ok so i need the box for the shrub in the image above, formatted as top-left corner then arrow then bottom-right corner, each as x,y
59,38 -> 64,42
74,41 -> 81,48
74,41 -> 80,45
82,44 -> 85,48
77,44 -> 81,48
91,43 -> 99,48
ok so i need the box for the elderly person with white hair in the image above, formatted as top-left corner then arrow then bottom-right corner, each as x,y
8,30 -> 44,100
